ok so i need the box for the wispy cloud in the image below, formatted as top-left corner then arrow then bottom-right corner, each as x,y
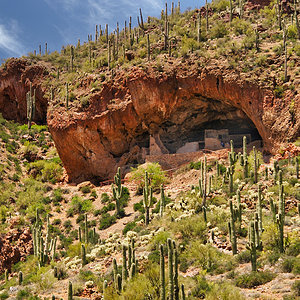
0,20 -> 24,56
43,0 -> 165,45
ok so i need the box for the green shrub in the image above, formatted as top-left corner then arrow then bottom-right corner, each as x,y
69,195 -> 92,215
123,221 -> 137,235
192,275 -> 212,298
150,231 -> 171,250
211,0 -> 230,12
236,250 -> 251,264
171,215 -> 207,243
206,282 -> 245,300
63,220 -> 72,229
130,162 -> 168,190
183,242 -> 236,274
90,190 -> 97,198
80,96 -> 90,109
99,213 -> 116,230
107,202 -> 115,211
19,141 -> 39,162
281,257 -> 300,275
27,160 -> 63,183
80,185 -> 91,194
262,223 -> 280,251
101,193 -> 110,203
52,219 -> 61,225
235,271 -> 276,288
292,280 -> 300,297
232,18 -> 251,35
210,21 -> 228,39
53,188 -> 63,203
0,291 -> 9,300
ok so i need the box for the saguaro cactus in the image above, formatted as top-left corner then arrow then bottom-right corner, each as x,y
117,274 -> 122,293
296,157 -> 299,179
228,200 -> 238,254
277,184 -> 285,253
247,222 -> 257,272
160,244 -> 166,300
122,244 -> 128,286
173,241 -> 179,300
18,271 -> 23,285
103,280 -> 107,299
70,46 -> 74,72
147,34 -> 150,61
283,20 -> 288,82
197,11 -> 202,42
257,184 -> 263,233
199,157 -> 208,206
160,185 -> 165,218
253,146 -> 259,183
26,83 -> 36,130
229,166 -> 234,193
68,281 -> 73,300
66,83 -> 69,109
112,167 -> 124,218
143,171 -> 152,225
181,284 -> 186,300
81,244 -> 87,266
167,238 -> 174,300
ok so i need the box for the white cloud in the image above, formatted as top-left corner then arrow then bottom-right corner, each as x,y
0,21 -> 24,56
43,0 -> 166,44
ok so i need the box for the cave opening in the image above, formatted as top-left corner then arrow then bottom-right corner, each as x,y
142,97 -> 263,156
159,117 -> 262,154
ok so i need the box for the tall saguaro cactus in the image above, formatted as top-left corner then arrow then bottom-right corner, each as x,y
160,244 -> 166,300
247,221 -> 257,272
277,184 -> 285,253
296,157 -> 299,179
143,171 -> 152,225
160,185 -> 165,218
199,157 -> 208,206
112,167 -> 124,218
26,82 -> 36,130
68,281 -> 73,300
253,146 -> 259,183
167,238 -> 174,300
173,241 -> 179,300
228,200 -> 238,254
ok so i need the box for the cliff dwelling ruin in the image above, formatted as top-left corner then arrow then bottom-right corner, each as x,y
137,117 -> 263,170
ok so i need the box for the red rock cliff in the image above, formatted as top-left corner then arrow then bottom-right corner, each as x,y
0,58 -> 49,123
47,60 -> 300,183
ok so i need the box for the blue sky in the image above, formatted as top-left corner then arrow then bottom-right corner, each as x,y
0,0 -> 205,63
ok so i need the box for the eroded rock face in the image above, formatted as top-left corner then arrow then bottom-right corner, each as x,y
0,224 -> 33,273
0,58 -> 49,123
47,62 -> 300,183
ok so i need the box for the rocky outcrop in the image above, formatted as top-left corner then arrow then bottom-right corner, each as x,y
0,58 -> 49,124
47,59 -> 300,183
0,224 -> 33,273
